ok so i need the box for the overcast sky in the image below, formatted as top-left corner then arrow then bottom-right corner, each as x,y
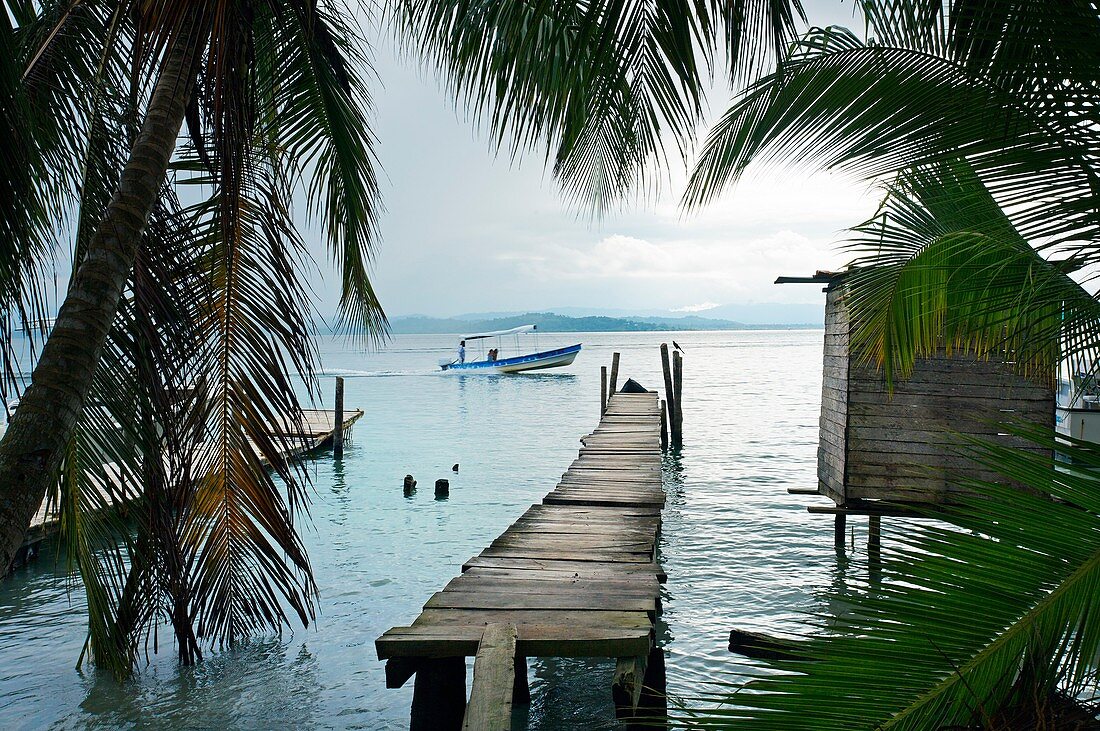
342,0 -> 876,319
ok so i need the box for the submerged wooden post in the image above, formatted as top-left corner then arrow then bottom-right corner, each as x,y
410,657 -> 466,731
659,399 -> 668,451
834,513 -> 846,549
659,344 -> 676,443
868,515 -> 882,552
333,376 -> 345,459
672,351 -> 683,448
601,366 -> 608,415
608,352 -> 621,400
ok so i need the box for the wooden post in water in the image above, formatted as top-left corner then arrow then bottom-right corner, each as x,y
834,514 -> 846,549
659,399 -> 668,451
513,655 -> 531,705
333,376 -> 345,459
672,351 -> 683,448
868,515 -> 882,552
608,352 -> 621,401
601,366 -> 608,415
659,344 -> 676,446
410,657 -> 466,731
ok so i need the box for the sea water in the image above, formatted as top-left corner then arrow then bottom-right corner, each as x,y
0,330 -> 843,730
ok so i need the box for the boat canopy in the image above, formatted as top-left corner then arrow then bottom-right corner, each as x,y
463,324 -> 537,340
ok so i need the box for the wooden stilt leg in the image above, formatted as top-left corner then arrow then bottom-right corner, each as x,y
868,515 -> 881,552
513,654 -> 531,705
628,646 -> 667,730
410,657 -> 466,731
834,513 -> 846,549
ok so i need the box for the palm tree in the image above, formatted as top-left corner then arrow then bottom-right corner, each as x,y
680,0 -> 1100,726
3,0 -> 385,674
1,0 -> 813,675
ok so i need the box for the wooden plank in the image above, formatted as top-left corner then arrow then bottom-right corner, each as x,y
461,556 -> 666,581
426,590 -> 656,614
411,608 -> 652,631
462,624 -> 517,731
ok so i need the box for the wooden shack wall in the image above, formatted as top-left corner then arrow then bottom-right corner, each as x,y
845,357 -> 1054,502
818,287 -> 1055,505
817,287 -> 848,504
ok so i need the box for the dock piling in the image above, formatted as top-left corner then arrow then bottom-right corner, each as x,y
435,479 -> 450,498
659,345 -> 676,450
608,352 -> 621,400
672,351 -> 683,448
333,376 -> 345,459
410,657 -> 466,731
601,366 -> 608,415
513,655 -> 531,705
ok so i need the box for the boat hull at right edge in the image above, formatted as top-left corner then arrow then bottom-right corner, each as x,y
1056,406 -> 1100,443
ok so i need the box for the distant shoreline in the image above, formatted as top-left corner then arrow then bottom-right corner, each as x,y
387,311 -> 822,335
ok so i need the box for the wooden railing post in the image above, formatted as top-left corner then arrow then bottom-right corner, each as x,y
333,376 -> 345,459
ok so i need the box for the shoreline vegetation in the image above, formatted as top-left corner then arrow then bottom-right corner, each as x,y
388,311 -> 821,334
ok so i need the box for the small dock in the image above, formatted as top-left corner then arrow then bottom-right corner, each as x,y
9,407 -> 363,572
376,391 -> 666,729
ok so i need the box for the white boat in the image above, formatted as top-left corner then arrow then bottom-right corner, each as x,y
439,324 -> 581,374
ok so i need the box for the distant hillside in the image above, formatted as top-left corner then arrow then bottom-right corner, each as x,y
389,311 -> 817,334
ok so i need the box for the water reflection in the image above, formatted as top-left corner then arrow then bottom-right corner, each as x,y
71,640 -> 323,730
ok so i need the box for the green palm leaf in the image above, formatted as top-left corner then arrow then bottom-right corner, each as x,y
684,23 -> 1098,250
392,0 -> 805,213
840,161 -> 1100,386
681,430 -> 1100,729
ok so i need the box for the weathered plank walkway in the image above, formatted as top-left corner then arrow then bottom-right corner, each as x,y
377,391 -> 666,729
10,408 -> 363,571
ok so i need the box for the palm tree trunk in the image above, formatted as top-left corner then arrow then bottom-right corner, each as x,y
0,19 -> 208,572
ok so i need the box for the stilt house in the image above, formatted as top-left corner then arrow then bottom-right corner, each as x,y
780,272 -> 1055,507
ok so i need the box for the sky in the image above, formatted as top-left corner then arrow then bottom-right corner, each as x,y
36,2 -> 873,324
309,0 -> 879,320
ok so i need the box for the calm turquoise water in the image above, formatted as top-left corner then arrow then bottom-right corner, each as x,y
0,330 -> 843,729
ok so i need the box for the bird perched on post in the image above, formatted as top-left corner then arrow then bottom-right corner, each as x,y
672,341 -> 684,353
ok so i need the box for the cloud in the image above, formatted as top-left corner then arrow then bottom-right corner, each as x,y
671,302 -> 720,312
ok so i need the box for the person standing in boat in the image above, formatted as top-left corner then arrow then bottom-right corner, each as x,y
457,340 -> 466,364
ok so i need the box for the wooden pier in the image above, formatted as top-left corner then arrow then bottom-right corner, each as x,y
376,391 -> 666,729
9,407 -> 363,572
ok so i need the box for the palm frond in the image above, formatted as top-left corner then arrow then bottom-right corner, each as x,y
684,23 -> 1099,250
840,161 -> 1100,386
391,0 -> 804,213
268,0 -> 386,340
678,427 -> 1100,729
